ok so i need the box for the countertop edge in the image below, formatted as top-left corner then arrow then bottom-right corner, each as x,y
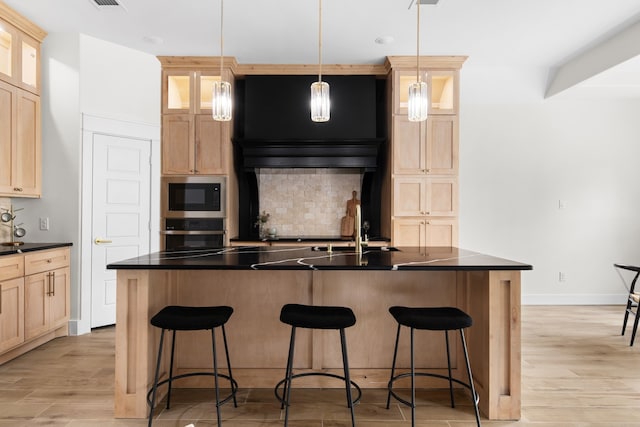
0,242 -> 73,256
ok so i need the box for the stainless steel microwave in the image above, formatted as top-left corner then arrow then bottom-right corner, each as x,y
161,176 -> 226,218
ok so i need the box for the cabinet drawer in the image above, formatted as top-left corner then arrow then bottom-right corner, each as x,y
0,255 -> 24,281
24,248 -> 70,276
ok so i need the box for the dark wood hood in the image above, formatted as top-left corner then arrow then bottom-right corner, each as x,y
234,138 -> 385,170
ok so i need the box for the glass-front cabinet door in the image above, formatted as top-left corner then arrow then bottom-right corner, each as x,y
394,69 -> 458,115
162,70 -> 224,114
0,20 -> 14,82
163,70 -> 193,114
20,34 -> 38,90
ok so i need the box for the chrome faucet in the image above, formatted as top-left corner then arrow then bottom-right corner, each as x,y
355,204 -> 362,254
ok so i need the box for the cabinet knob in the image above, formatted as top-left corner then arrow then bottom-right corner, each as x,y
13,187 -> 23,192
47,259 -> 52,263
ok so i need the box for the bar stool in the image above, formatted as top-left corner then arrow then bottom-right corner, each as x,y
274,303 -> 362,426
386,306 -> 481,427
147,305 -> 238,427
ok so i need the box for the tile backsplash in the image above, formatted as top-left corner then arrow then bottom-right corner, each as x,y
0,197 -> 10,242
258,168 -> 362,237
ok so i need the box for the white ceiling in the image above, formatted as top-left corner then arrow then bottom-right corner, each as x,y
4,0 -> 640,98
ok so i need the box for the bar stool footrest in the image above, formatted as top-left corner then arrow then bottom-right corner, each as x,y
274,372 -> 362,406
147,371 -> 239,408
388,372 -> 479,408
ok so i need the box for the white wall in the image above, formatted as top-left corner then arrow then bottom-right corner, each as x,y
14,33 -> 160,334
459,64 -> 640,304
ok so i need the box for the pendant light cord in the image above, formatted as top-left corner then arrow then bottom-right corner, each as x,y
416,0 -> 420,83
318,0 -> 323,82
220,0 -> 224,78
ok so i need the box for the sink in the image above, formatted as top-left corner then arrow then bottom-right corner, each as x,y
312,246 -> 399,252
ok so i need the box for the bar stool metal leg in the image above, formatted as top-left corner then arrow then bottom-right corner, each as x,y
385,323 -> 401,409
444,330 -> 455,408
410,327 -> 416,427
340,328 -> 356,426
211,328 -> 222,427
221,325 -> 238,408
166,330 -> 177,409
148,329 -> 165,427
460,329 -> 481,427
283,326 -> 297,426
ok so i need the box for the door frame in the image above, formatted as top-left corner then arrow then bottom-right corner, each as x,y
77,114 -> 160,335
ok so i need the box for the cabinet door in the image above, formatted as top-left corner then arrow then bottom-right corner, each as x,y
0,277 -> 24,352
18,32 -> 39,94
0,254 -> 23,281
0,19 -> 17,84
195,71 -> 224,115
49,267 -> 70,329
162,70 -> 193,114
425,177 -> 458,217
394,70 -> 458,115
392,218 -> 425,247
24,271 -> 48,340
393,177 -> 427,216
393,116 -> 426,174
195,115 -> 226,174
0,80 -> 15,195
162,114 -> 195,174
426,116 -> 458,175
14,88 -> 40,197
425,218 -> 458,247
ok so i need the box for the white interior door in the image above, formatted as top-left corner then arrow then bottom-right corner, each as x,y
91,134 -> 151,328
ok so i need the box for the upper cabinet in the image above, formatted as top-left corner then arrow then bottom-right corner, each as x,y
0,3 -> 45,198
158,57 -> 236,176
0,5 -> 45,95
394,69 -> 458,116
162,69 -> 225,115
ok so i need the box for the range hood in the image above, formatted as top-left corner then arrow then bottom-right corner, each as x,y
234,138 -> 385,170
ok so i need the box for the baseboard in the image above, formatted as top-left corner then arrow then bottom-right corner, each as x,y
68,319 -> 91,336
522,293 -> 627,305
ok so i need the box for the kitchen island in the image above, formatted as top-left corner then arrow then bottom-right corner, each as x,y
107,245 -> 531,420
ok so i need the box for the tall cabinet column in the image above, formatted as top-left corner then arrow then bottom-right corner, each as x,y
385,56 -> 466,247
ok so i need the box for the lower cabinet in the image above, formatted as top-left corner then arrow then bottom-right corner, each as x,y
0,246 -> 70,364
0,277 -> 24,353
24,267 -> 70,340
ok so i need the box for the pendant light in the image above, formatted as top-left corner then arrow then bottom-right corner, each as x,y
407,0 -> 428,122
311,0 -> 330,122
212,0 -> 232,121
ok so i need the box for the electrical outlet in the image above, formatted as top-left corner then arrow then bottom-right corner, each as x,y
39,217 -> 49,231
559,271 -> 567,282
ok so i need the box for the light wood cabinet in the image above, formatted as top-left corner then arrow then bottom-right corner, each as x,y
393,217 -> 458,247
0,13 -> 43,95
393,176 -> 457,217
162,114 -> 227,175
387,57 -> 465,247
394,69 -> 458,116
0,4 -> 44,198
0,276 -> 24,353
0,247 -> 70,365
162,69 -> 222,115
393,116 -> 458,176
24,266 -> 69,340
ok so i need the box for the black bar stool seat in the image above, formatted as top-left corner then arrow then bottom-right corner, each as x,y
386,306 -> 481,427
275,303 -> 361,426
147,305 -> 238,427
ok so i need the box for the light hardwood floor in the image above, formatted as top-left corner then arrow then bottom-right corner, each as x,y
0,305 -> 638,426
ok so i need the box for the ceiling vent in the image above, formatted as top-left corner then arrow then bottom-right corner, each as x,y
89,0 -> 127,10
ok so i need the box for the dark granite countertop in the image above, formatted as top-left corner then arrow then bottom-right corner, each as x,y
0,242 -> 73,256
231,236 -> 390,243
107,245 -> 532,271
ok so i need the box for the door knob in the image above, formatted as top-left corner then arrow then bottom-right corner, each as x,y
94,238 -> 112,244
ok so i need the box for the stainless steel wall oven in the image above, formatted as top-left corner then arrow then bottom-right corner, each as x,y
161,176 -> 226,250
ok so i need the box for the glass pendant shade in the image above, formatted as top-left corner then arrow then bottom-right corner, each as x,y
311,80 -> 330,122
407,80 -> 428,122
212,80 -> 232,121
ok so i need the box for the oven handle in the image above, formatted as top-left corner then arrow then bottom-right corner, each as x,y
161,230 -> 225,235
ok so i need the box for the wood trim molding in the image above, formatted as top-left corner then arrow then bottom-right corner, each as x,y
0,2 -> 47,41
385,55 -> 468,70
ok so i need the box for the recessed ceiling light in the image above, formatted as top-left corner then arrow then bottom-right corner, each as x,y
375,36 -> 394,45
